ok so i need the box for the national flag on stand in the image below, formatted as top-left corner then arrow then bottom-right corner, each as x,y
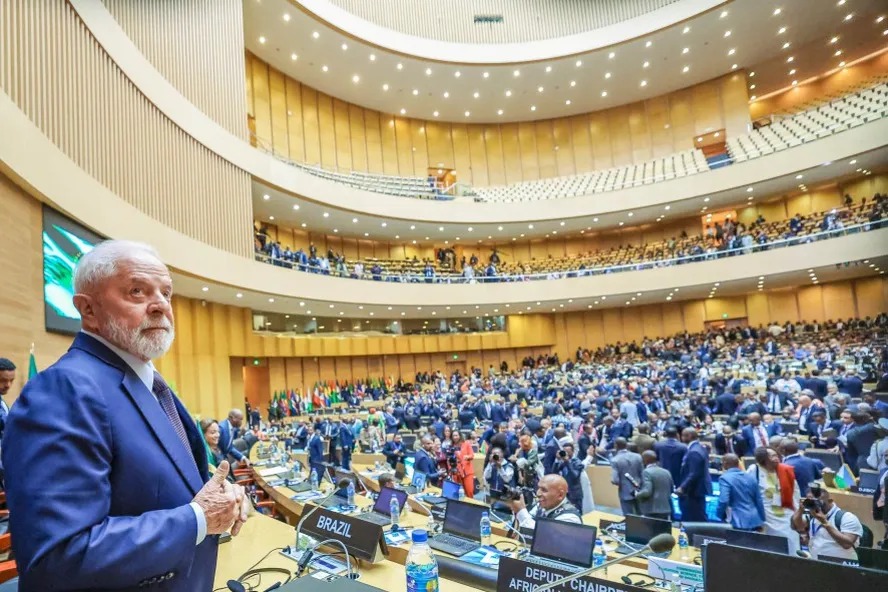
834,465 -> 855,489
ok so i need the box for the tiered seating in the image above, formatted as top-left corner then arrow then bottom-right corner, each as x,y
471,149 -> 711,203
728,82 -> 888,162
292,163 -> 445,199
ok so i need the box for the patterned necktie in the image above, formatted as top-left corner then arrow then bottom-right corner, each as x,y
152,372 -> 196,468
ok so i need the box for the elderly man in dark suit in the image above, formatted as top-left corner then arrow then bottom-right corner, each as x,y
715,425 -> 748,457
654,426 -> 688,485
2,240 -> 247,591
780,438 -> 823,495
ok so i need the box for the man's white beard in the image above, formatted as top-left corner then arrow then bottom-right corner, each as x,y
106,316 -> 175,360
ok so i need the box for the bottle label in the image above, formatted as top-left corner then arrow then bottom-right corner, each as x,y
406,563 -> 439,592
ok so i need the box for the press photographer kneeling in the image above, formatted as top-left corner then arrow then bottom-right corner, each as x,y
791,482 -> 865,561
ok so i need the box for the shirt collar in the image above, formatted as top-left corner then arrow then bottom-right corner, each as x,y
82,330 -> 155,392
783,453 -> 800,460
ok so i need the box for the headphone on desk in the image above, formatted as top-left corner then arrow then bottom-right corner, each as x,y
226,567 -> 292,592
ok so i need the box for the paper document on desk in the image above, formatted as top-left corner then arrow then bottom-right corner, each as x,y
259,466 -> 290,477
647,556 -> 703,587
459,545 -> 508,568
291,490 -> 326,502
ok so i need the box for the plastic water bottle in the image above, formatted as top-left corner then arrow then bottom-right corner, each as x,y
390,496 -> 401,528
458,486 -> 465,501
668,572 -> 681,592
593,540 -> 607,574
347,481 -> 355,506
678,525 -> 689,560
406,530 -> 439,592
426,513 -> 437,533
480,512 -> 492,546
310,469 -> 319,492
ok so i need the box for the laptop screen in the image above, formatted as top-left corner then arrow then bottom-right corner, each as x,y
625,514 -> 672,546
404,457 -> 415,480
442,499 -> 484,542
411,471 -> 427,492
856,546 -> 888,571
373,486 -> 408,517
531,520 -> 597,567
723,529 -> 789,555
442,479 -> 461,500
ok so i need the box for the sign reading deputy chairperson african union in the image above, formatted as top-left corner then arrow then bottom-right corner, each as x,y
496,557 -> 648,592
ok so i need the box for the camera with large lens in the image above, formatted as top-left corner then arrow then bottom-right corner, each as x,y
491,452 -> 501,462
802,497 -> 823,512
557,450 -> 567,459
489,484 -> 526,501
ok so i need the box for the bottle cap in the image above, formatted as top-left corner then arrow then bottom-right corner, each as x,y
412,529 -> 428,543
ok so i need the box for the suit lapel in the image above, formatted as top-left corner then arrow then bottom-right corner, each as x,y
120,372 -> 204,495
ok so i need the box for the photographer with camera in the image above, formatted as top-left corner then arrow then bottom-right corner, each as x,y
507,475 -> 583,530
791,483 -> 864,560
511,433 -> 543,504
552,441 -> 584,510
483,446 -> 516,498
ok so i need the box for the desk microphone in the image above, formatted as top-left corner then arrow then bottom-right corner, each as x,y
532,533 -> 675,592
293,478 -> 350,576
487,510 -> 529,549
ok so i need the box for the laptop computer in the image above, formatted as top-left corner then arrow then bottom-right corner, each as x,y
402,471 -> 427,495
355,486 -> 409,526
421,479 -> 461,506
856,546 -> 888,572
723,529 -> 790,555
526,519 -> 597,572
614,514 -> 672,556
428,499 -> 484,557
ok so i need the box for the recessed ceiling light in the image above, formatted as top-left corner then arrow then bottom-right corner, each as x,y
505,90 -> 512,97
545,65 -> 552,72
782,42 -> 791,49
878,16 -> 885,24
830,36 -> 839,44
604,72 -> 611,79
411,88 -> 419,96
643,61 -> 650,68
792,80 -> 798,86
290,53 -> 298,61
720,10 -> 728,18
321,65 -> 328,72
844,13 -> 853,21
608,52 -> 616,59
400,108 -> 406,115
728,48 -> 736,56
513,69 -> 520,77
565,99 -> 572,105
464,110 -> 470,117
497,226 -> 503,231
750,84 -> 756,90
682,65 -> 690,73
682,47 -> 690,54
724,30 -> 731,37
432,110 -> 439,117
530,105 -> 536,111
352,75 -> 360,83
575,60 -> 583,67
834,49 -> 842,56
262,194 -> 270,201
258,36 -> 266,44
425,68 -> 432,76
839,61 -> 846,67
483,71 -> 490,78
601,91 -> 608,97
410,225 -> 416,230
619,222 -> 624,226
497,109 -> 503,115
787,56 -> 794,63
268,298 -> 274,303
665,205 -> 671,210
443,91 -> 449,98
789,68 -> 796,75
773,8 -> 782,15
778,26 -> 787,34
268,216 -> 274,221
570,80 -> 576,87
682,26 -> 690,34
301,223 -> 307,228
639,80 -> 647,87
473,91 -> 479,98
750,94 -> 756,100
382,83 -> 389,91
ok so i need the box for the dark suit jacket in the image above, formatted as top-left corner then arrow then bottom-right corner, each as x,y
382,441 -> 405,468
846,423 -> 880,475
413,448 -> 439,485
807,377 -> 828,400
636,465 -> 674,516
2,333 -> 217,591
782,454 -> 823,495
217,419 -> 245,462
678,442 -> 713,498
741,423 -> 780,453
308,434 -> 325,465
490,404 -> 509,424
714,433 -> 748,457
714,394 -> 739,416
837,376 -> 863,397
654,438 -> 688,486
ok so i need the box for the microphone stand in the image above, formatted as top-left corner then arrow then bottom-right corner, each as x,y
293,479 -> 349,574
488,508 -> 529,549
533,539 -> 671,592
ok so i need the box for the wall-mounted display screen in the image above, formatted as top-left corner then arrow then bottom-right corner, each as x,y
43,205 -> 103,335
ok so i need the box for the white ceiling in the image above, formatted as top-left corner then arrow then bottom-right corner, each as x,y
172,257 -> 887,321
253,147 -> 886,242
244,0 -> 888,123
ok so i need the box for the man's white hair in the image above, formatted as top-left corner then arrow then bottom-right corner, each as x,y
73,240 -> 163,293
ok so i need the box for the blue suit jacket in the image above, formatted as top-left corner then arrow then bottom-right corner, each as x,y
654,438 -> 688,485
413,449 -> 439,485
308,435 -> 325,465
741,423 -> 780,454
1,333 -> 217,591
717,468 -> 766,529
678,442 -> 713,498
217,419 -> 244,461
782,454 -> 823,495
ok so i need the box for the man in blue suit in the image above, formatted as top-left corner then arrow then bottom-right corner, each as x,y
307,425 -> 326,480
339,418 -> 355,470
716,454 -> 766,530
654,426 -> 688,485
413,436 -> 441,486
741,413 -> 779,453
2,241 -> 246,591
218,408 -> 249,467
676,428 -> 713,522
781,439 -> 823,495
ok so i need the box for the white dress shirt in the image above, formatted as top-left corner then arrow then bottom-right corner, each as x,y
809,505 -> 862,560
82,331 -> 207,545
515,497 -> 582,530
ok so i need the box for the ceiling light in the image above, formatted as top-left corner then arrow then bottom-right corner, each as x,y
395,63 -> 404,71
830,36 -> 839,44
789,68 -> 796,75
312,31 -> 320,39
497,108 -> 504,116
411,88 -> 419,96
844,13 -> 853,21
513,69 -> 520,77
382,83 -> 389,91
834,49 -> 843,56
464,110 -> 470,117
682,65 -> 690,73
878,16 -> 885,24
782,42 -> 791,49
290,53 -> 298,61
682,26 -> 690,34
528,224 -> 534,229
750,94 -> 757,100
575,60 -> 583,67
473,91 -> 479,98
368,54 -> 376,62
773,7 -> 782,15
724,30 -> 732,37
443,91 -> 450,98
425,68 -> 432,76
301,223 -> 307,228
643,61 -> 650,68
497,226 -> 503,231
530,105 -> 536,111
570,80 -> 577,87
601,91 -> 608,97
778,26 -> 787,34
505,90 -> 512,96
268,298 -> 274,303
728,48 -> 736,56
792,80 -> 798,86
268,216 -> 274,221
682,47 -> 690,54
258,36 -> 266,44
432,110 -> 439,117
565,99 -> 572,105
321,65 -> 328,72
400,108 -> 406,114
608,52 -> 616,59
483,71 -> 490,78
720,10 -> 728,18
604,72 -> 611,79
732,64 -> 738,69
787,56 -> 794,63
839,61 -> 846,67
619,222 -> 624,226
544,65 -> 553,73
750,84 -> 756,90
352,75 -> 360,83
262,193 -> 270,201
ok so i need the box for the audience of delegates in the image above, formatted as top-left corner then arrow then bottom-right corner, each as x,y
238,313 -> 886,556
254,195 -> 887,283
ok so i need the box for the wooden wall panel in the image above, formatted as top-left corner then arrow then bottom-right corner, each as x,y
426,122 -> 454,169
822,282 -> 855,321
364,111 -> 384,172
316,94 -> 337,169
348,104 -> 368,172
451,124 -> 473,184
768,290 -> 800,323
535,121 -> 557,180
268,68 -> 289,157
628,102 -> 651,163
394,117 -> 413,175
380,116 -> 399,175
500,123 -> 522,184
300,86 -> 321,165
588,112 -> 613,170
569,115 -> 593,173
692,80 -> 722,134
285,79 -> 306,163
797,286 -> 825,322
333,99 -> 353,171
411,120 -> 429,177
467,126 -> 489,186
518,123 -> 539,181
